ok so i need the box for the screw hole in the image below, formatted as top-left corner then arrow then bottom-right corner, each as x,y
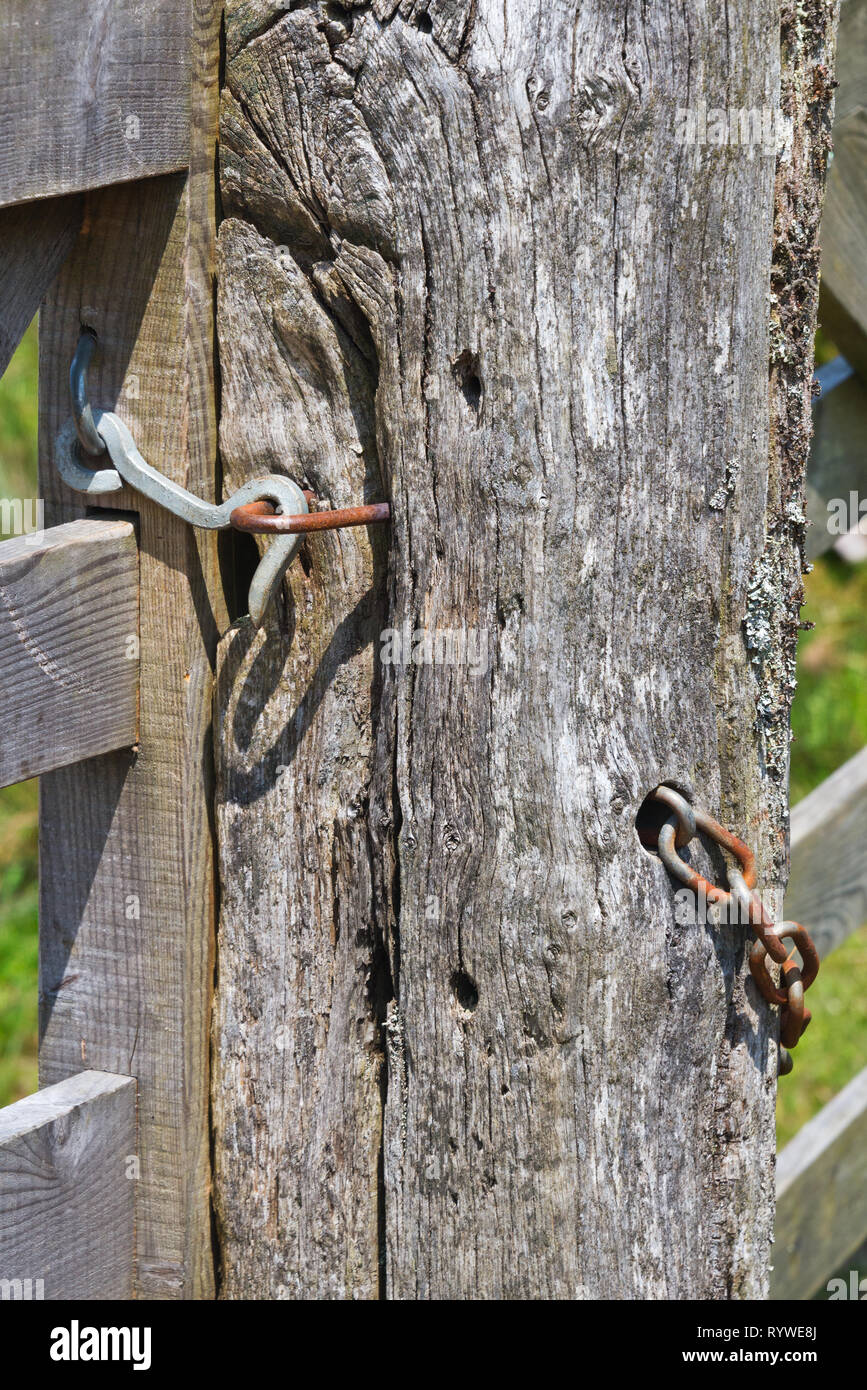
635,782 -> 692,856
416,11 -> 433,32
452,350 -> 482,416
451,969 -> 479,1011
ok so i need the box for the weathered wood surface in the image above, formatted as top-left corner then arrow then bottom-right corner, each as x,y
0,519 -> 138,788
0,195 -> 82,376
36,3 -> 223,1300
805,361 -> 867,559
818,0 -> 867,378
785,746 -> 867,958
0,0 -> 191,210
212,2 -> 837,1298
0,1070 -> 136,1301
772,1065 -> 867,1300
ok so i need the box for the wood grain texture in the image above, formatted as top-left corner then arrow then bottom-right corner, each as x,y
772,1064 -> 867,1299
0,1070 -> 136,1301
0,519 -> 138,788
0,195 -> 82,376
212,217 -> 387,1300
0,0 -> 190,209
36,3 -> 223,1302
785,746 -> 867,959
211,0 -> 837,1300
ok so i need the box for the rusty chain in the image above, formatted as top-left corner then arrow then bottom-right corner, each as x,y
647,785 -> 819,1077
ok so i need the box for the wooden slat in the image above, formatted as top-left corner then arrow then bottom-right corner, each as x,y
36,2 -> 223,1301
0,518 -> 138,789
772,1065 -> 867,1299
785,745 -> 867,958
834,0 -> 867,126
818,0 -> 867,378
0,1070 -> 136,1301
0,1 -> 191,210
0,195 -> 82,376
805,363 -> 867,559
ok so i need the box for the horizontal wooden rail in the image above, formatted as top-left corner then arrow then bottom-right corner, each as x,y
785,745 -> 867,959
772,1065 -> 867,1300
0,0 -> 191,209
0,1071 -> 136,1300
0,518 -> 139,788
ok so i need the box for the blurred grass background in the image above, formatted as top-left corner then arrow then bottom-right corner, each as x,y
0,319 -> 39,1106
0,319 -> 865,1150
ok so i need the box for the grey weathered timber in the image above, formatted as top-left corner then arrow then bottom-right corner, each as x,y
771,1065 -> 867,1300
212,2 -> 838,1299
0,0 -> 191,210
212,219 -> 387,1297
818,0 -> 867,378
36,2 -> 223,1301
805,364 -> 867,559
0,518 -> 138,788
0,195 -> 82,376
0,1070 -> 136,1301
785,746 -> 867,958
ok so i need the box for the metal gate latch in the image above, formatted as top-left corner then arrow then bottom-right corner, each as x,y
56,330 -> 390,625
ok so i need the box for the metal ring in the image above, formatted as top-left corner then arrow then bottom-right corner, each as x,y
780,975 -> 807,1050
749,924 -> 819,1007
657,818 -> 734,910
70,330 -> 108,458
55,418 -> 123,495
651,785 -> 696,849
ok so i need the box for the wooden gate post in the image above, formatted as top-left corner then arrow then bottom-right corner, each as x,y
210,1 -> 838,1299
35,3 -> 224,1299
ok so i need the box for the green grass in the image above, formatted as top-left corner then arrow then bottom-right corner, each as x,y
789,553 -> 867,804
0,318 -> 39,1105
0,316 -> 39,499
0,780 -> 38,1105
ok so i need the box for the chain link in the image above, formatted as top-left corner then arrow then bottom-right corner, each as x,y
649,786 -> 819,1076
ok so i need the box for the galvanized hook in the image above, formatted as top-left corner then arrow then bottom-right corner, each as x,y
70,329 -> 108,458
57,335 -> 392,625
55,408 -> 308,625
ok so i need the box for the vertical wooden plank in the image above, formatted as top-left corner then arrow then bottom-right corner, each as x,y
0,1071 -> 136,1301
817,0 -> 867,378
785,746 -> 867,958
35,3 -> 223,1300
212,221 -> 387,1299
